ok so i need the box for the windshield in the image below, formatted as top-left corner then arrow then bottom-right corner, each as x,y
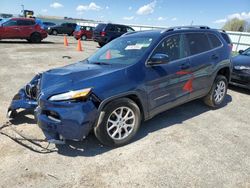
242,48 -> 250,56
88,36 -> 156,65
0,18 -> 10,24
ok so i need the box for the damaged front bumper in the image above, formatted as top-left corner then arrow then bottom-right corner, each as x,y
8,78 -> 99,143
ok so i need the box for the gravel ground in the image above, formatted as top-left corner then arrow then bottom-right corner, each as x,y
0,36 -> 249,188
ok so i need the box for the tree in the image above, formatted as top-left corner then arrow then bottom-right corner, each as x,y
222,18 -> 247,32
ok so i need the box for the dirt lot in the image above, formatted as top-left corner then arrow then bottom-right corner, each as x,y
0,36 -> 249,188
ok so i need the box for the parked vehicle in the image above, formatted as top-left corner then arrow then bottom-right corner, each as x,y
42,21 -> 56,31
73,25 -> 94,40
47,23 -> 77,36
93,23 -> 135,47
0,17 -> 47,43
8,26 -> 232,147
230,47 -> 250,89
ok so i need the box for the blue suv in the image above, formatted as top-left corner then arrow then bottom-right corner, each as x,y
8,26 -> 232,147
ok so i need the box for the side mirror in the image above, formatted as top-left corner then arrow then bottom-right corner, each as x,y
238,50 -> 244,54
148,53 -> 169,65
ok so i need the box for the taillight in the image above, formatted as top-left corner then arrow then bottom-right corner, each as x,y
101,31 -> 106,37
229,44 -> 233,52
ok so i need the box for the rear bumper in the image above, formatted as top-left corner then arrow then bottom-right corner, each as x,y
93,35 -> 107,43
41,32 -> 48,39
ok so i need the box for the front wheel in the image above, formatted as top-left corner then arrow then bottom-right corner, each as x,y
81,35 -> 87,41
94,98 -> 141,147
204,75 -> 228,108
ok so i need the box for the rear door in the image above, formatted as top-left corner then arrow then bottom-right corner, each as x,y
17,20 -> 35,38
184,32 -> 219,98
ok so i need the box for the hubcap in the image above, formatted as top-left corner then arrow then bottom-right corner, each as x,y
107,107 -> 135,140
214,80 -> 226,103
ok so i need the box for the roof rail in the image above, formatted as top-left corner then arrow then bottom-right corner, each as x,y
164,25 -> 210,32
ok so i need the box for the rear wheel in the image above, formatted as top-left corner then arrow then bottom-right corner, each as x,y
30,33 -> 42,43
204,75 -> 228,107
94,98 -> 141,147
81,35 -> 87,41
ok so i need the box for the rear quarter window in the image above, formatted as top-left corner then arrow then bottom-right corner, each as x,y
95,24 -> 106,31
185,33 -> 211,55
220,32 -> 232,44
208,33 -> 222,48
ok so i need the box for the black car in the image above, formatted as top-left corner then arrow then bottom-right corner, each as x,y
43,21 -> 56,31
230,48 -> 250,89
93,23 -> 135,47
47,22 -> 77,36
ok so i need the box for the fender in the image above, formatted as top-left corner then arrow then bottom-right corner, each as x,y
97,90 -> 149,121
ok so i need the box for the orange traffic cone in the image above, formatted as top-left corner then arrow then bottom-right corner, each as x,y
106,50 -> 112,59
77,39 -> 83,51
64,36 -> 68,46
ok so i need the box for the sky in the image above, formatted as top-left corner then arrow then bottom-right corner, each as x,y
0,0 -> 250,28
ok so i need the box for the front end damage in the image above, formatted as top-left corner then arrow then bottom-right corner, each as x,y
8,73 -> 100,144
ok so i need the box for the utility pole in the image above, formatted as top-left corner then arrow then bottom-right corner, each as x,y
21,4 -> 24,13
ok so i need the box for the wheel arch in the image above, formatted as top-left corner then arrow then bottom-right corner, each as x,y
97,92 -> 148,121
216,66 -> 231,83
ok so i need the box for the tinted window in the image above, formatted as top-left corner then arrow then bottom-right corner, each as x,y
2,20 -> 17,27
107,25 -> 117,32
208,34 -> 222,48
17,20 -> 35,26
220,32 -> 232,44
153,34 -> 186,62
95,24 -> 106,31
126,27 -> 134,32
186,33 -> 210,55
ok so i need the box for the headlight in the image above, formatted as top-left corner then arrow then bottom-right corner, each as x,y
49,88 -> 92,101
48,27 -> 50,30
234,65 -> 250,70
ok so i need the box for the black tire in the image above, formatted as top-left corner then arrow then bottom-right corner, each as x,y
94,98 -> 141,147
30,33 -> 42,43
98,42 -> 105,47
81,35 -> 87,41
52,30 -> 58,35
7,109 -> 17,119
27,39 -> 31,43
204,75 -> 228,108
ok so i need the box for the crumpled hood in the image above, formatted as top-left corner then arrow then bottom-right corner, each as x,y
40,61 -> 125,96
232,55 -> 250,66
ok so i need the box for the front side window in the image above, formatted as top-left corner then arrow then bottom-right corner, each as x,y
152,34 -> 187,63
88,36 -> 156,65
185,33 -> 211,55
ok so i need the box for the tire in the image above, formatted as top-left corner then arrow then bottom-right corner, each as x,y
94,98 -> 141,147
7,109 -> 17,119
30,33 -> 42,43
81,35 -> 87,41
204,75 -> 228,108
27,39 -> 31,43
98,42 -> 105,47
52,30 -> 58,35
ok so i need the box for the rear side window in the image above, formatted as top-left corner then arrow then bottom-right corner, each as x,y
153,34 -> 186,62
208,34 -> 222,48
220,32 -> 232,44
17,20 -> 35,26
185,33 -> 210,55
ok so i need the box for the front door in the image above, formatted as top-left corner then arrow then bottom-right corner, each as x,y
1,19 -> 19,39
145,34 -> 192,117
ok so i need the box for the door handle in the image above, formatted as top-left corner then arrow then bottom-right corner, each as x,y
180,63 -> 190,70
211,54 -> 219,60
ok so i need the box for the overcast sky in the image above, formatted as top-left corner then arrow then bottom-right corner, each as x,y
0,0 -> 250,28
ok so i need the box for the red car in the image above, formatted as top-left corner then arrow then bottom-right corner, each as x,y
0,18 -> 47,43
73,25 -> 94,40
